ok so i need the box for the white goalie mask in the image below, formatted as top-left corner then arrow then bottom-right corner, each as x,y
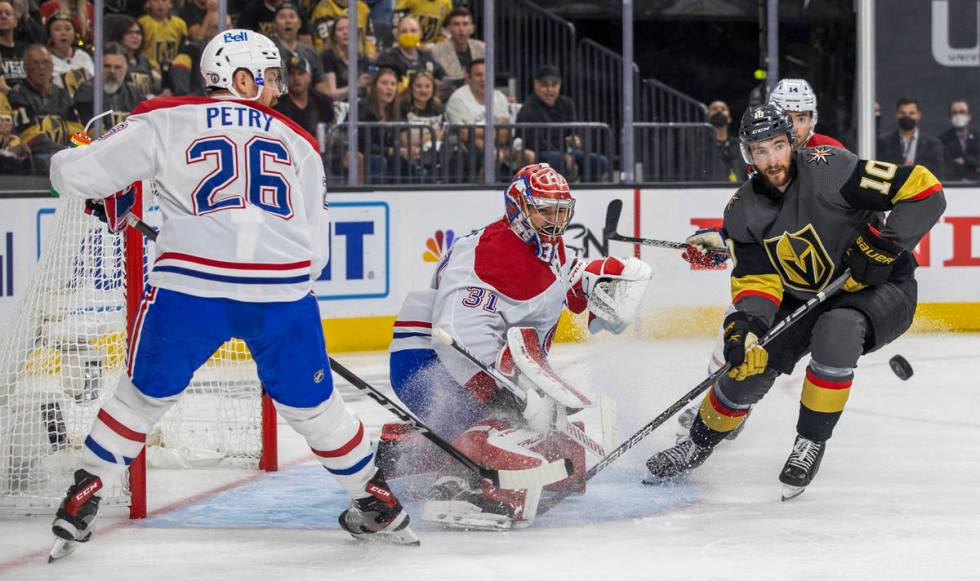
200,29 -> 286,100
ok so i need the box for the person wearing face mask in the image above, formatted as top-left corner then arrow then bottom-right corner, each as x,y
377,14 -> 443,93
706,100 -> 747,182
877,97 -> 944,177
939,99 -> 979,182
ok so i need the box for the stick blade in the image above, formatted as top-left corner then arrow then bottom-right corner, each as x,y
603,199 -> 624,239
494,458 -> 573,489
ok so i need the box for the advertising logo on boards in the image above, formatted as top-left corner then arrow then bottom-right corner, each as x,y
315,201 -> 389,300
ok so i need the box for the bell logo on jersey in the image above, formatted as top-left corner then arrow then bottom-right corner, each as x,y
423,229 -> 455,263
763,224 -> 834,293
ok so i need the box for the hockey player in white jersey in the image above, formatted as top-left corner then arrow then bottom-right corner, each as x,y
386,163 -> 652,529
46,29 -> 417,560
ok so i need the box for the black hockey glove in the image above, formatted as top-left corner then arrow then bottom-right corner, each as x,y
723,311 -> 769,381
845,223 -> 903,287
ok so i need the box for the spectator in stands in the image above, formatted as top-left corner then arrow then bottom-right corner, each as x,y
399,69 -> 442,177
39,0 -> 92,45
939,99 -> 979,182
428,7 -> 482,99
706,99 -> 746,182
364,0 -> 393,50
236,0 -> 282,37
377,14 -> 442,92
10,0 -> 45,46
320,16 -> 371,102
138,0 -> 187,88
516,64 -> 607,182
272,3 -> 327,95
275,53 -> 334,140
0,0 -> 29,88
445,58 -> 522,180
6,44 -> 80,173
47,12 -> 93,97
106,14 -> 159,95
179,0 -> 211,40
170,10 -> 226,96
310,0 -> 376,59
393,0 -> 450,47
877,97 -> 944,177
0,91 -> 30,173
74,43 -> 146,127
356,64 -> 403,183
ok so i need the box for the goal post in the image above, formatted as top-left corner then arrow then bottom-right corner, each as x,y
0,182 -> 277,519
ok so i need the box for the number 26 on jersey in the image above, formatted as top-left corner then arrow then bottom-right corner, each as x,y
186,136 -> 294,219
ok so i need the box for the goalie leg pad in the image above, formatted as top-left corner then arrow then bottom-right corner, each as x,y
277,395 -> 376,497
506,327 -> 596,409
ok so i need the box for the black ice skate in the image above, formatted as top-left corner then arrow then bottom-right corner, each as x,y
642,437 -> 714,484
339,470 -> 419,546
779,435 -> 826,501
49,469 -> 103,562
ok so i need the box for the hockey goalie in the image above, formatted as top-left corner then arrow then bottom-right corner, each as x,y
386,163 -> 652,530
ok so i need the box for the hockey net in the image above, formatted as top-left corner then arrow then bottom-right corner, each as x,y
0,183 -> 276,518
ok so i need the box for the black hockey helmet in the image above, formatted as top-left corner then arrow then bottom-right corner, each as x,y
738,103 -> 795,164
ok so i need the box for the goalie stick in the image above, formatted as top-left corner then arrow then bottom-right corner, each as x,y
328,358 -> 572,489
535,270 -> 853,515
603,199 -> 729,260
432,327 -> 611,460
89,214 -> 571,490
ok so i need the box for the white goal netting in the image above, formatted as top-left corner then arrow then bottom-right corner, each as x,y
0,190 -> 268,516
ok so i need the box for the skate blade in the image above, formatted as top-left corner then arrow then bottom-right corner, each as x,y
48,538 -> 77,563
346,512 -> 421,546
422,500 -> 513,531
641,472 -> 685,486
781,483 -> 806,502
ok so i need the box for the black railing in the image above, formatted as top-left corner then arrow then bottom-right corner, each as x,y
635,122 -> 721,182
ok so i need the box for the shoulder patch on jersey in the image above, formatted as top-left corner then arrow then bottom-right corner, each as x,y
806,147 -> 835,165
474,219 -> 558,301
97,121 -> 128,141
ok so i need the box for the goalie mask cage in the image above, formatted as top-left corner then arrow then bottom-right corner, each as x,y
0,183 -> 277,519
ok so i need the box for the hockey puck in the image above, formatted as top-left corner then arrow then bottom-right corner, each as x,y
889,355 -> 913,381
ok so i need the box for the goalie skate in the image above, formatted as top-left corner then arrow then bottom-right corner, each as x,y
421,476 -> 522,531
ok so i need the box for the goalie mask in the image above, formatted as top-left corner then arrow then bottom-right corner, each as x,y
504,164 -> 575,263
200,29 -> 287,100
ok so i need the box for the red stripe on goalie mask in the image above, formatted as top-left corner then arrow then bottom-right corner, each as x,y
313,422 -> 364,458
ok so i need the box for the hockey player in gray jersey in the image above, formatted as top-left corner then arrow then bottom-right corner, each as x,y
645,103 -> 946,500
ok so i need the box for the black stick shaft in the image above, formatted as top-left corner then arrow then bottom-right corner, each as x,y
536,270 -> 852,515
603,199 -> 728,257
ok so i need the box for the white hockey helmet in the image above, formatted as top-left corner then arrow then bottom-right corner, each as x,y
769,78 -> 818,125
200,29 -> 286,100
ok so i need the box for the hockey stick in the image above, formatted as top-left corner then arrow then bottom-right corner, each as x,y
328,358 -> 573,490
432,327 -> 609,460
116,219 -> 570,490
535,270 -> 853,515
603,199 -> 729,259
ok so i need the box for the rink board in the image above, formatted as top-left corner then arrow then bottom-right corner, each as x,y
1,186 -> 978,351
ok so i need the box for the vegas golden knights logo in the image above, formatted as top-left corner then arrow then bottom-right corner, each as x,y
763,225 -> 834,293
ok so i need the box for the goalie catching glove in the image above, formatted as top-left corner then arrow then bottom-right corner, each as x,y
723,311 -> 769,381
843,223 -> 903,292
570,256 -> 652,334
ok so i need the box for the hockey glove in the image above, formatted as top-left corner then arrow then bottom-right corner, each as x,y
569,256 -> 652,334
681,228 -> 729,267
723,311 -> 769,381
85,185 -> 136,235
844,223 -> 903,291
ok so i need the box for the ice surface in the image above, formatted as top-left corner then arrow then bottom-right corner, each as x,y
1,334 -> 978,580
